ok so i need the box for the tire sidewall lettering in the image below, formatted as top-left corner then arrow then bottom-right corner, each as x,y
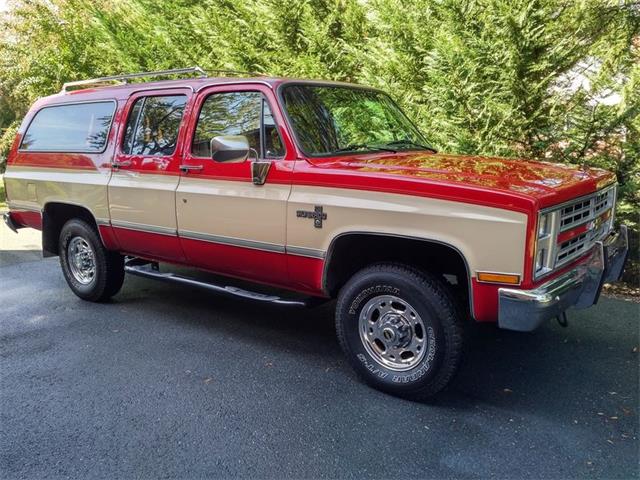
356,353 -> 389,379
348,284 -> 400,315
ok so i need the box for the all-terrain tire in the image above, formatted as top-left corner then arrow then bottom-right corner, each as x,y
336,263 -> 464,400
59,218 -> 124,302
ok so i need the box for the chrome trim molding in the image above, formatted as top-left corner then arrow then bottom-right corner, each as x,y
499,225 -> 628,332
95,218 -> 110,226
108,221 -> 327,258
179,229 -> 286,253
111,220 -> 177,237
286,245 -> 326,259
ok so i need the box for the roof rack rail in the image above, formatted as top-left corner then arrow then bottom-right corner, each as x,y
61,66 -> 208,92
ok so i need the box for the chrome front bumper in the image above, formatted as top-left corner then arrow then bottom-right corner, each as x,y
498,225 -> 629,332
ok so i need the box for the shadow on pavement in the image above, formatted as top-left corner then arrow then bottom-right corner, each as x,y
0,249 -> 43,267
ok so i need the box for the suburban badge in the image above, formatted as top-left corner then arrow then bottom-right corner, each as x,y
296,206 -> 327,228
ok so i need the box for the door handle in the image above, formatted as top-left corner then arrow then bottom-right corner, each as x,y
112,160 -> 132,169
180,165 -> 204,173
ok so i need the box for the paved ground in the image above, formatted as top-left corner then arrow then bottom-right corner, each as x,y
1,226 -> 639,479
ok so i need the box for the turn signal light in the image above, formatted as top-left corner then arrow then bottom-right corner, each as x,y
477,272 -> 521,285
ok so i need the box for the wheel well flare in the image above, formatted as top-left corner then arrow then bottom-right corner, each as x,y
42,203 -> 98,257
323,233 -> 471,316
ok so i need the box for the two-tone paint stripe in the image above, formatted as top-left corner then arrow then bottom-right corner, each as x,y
109,219 -> 326,259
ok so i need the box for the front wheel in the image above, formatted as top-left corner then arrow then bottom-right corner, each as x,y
335,263 -> 464,400
59,219 -> 124,302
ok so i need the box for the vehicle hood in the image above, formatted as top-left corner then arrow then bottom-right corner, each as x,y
311,152 -> 616,207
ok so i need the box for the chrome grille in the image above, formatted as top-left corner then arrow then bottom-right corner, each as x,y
555,225 -> 611,268
559,187 -> 615,232
557,233 -> 589,264
534,184 -> 616,278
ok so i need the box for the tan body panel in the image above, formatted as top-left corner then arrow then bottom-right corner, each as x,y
4,165 -> 111,223
108,171 -> 179,234
176,177 -> 291,249
287,186 -> 528,276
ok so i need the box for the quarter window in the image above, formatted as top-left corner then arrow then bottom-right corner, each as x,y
20,101 -> 115,152
192,92 -> 284,159
122,95 -> 187,156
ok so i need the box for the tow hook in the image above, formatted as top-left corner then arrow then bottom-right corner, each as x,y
556,312 -> 569,328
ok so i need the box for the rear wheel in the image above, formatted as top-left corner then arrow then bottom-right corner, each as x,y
335,263 -> 464,400
59,219 -> 124,302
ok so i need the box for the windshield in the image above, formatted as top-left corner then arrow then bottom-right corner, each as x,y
280,84 -> 433,157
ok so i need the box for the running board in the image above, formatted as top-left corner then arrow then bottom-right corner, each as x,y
124,261 -> 311,307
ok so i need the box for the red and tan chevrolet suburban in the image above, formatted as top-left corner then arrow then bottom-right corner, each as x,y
3,67 -> 629,399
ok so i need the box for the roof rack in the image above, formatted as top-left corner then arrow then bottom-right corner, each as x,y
61,66 -> 208,92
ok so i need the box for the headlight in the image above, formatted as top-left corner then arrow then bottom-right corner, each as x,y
534,210 -> 559,279
538,212 -> 550,238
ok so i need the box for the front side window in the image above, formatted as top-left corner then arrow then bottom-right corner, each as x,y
192,92 -> 285,159
281,84 -> 432,156
20,101 -> 115,152
122,95 -> 187,156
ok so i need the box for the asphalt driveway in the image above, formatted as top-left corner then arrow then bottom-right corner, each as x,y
1,229 -> 638,479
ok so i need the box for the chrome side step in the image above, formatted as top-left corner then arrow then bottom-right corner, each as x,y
124,261 -> 311,307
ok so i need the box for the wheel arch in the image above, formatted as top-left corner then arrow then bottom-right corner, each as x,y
322,232 -> 475,320
42,202 -> 107,257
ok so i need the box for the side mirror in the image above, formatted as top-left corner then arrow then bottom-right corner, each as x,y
210,135 -> 250,163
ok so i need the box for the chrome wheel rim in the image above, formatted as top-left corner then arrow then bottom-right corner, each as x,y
67,236 -> 96,285
358,294 -> 427,371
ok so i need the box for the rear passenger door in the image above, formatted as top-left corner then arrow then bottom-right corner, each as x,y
108,88 -> 192,262
176,84 -> 295,286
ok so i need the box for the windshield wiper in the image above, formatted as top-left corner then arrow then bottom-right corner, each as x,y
333,143 -> 397,154
385,139 -> 437,153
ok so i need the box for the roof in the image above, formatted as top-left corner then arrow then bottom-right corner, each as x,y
36,76 -> 373,107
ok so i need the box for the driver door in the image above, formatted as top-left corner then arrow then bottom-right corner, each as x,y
176,84 -> 295,286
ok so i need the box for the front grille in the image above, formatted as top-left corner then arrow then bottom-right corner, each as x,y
554,186 -> 616,268
535,184 -> 616,279
559,187 -> 615,231
560,199 -> 591,230
557,232 -> 589,264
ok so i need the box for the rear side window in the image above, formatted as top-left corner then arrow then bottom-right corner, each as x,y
122,95 -> 187,156
20,101 -> 115,152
